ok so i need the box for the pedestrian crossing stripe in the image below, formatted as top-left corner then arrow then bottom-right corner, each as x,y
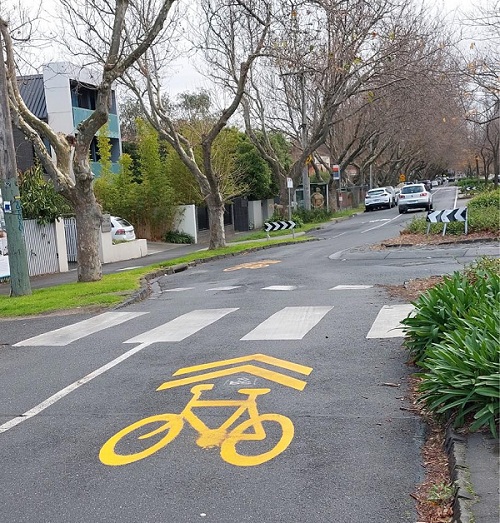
207,286 -> 241,291
240,306 -> 333,341
365,304 -> 414,338
262,285 -> 297,291
330,285 -> 373,290
124,309 -> 239,344
13,312 -> 148,347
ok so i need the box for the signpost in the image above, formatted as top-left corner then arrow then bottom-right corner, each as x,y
287,177 -> 293,220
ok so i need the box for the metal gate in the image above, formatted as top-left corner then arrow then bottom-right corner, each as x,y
64,217 -> 78,263
23,220 -> 59,276
232,197 -> 249,232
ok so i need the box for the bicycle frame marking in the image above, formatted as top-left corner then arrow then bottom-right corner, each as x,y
100,383 -> 295,467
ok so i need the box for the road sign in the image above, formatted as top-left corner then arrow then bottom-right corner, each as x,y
426,207 -> 468,236
264,220 -> 296,232
332,165 -> 340,180
399,173 -> 406,182
287,177 -> 293,188
426,207 -> 467,223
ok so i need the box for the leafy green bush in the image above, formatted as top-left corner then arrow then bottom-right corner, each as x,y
19,164 -> 72,223
293,207 -> 334,224
402,258 -> 500,436
456,178 -> 491,194
468,188 -> 500,209
417,313 -> 499,436
163,230 -> 194,244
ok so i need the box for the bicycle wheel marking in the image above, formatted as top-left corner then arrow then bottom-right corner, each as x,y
100,355 -> 312,467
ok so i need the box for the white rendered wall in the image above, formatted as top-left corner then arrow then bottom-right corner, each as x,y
54,218 -> 69,273
173,205 -> 198,244
248,200 -> 263,230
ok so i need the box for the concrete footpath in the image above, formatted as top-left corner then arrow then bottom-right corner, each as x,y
0,232 -> 498,522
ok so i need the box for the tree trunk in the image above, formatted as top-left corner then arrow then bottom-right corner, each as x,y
72,182 -> 103,282
206,193 -> 226,250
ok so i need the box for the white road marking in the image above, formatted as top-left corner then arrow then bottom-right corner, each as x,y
366,304 -> 414,338
124,308 -> 238,343
262,285 -> 297,291
164,287 -> 194,292
116,266 -> 143,271
0,342 -> 153,434
207,286 -> 241,291
241,306 -> 333,340
330,285 -> 373,290
361,214 -> 402,233
13,312 -> 148,347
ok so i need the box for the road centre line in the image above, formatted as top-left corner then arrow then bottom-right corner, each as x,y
0,341 -> 153,434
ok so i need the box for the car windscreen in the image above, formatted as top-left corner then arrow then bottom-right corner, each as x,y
115,218 -> 132,227
401,186 -> 425,194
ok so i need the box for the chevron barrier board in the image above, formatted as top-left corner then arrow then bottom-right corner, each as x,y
426,207 -> 468,235
264,220 -> 296,232
426,207 -> 467,223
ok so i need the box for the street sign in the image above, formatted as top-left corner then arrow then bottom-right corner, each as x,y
332,165 -> 340,180
287,177 -> 293,188
426,208 -> 467,223
399,173 -> 406,182
426,207 -> 468,236
264,220 -> 296,233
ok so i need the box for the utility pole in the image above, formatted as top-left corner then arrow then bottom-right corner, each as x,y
0,27 -> 31,296
300,72 -> 311,210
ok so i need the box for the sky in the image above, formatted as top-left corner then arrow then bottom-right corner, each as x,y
4,0 -> 492,98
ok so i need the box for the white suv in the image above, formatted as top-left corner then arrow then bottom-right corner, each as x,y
364,188 -> 394,211
398,184 -> 433,213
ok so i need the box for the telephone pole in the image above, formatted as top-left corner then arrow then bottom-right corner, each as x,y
0,26 -> 31,296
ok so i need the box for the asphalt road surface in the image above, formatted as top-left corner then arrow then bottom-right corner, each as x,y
0,185 -> 477,522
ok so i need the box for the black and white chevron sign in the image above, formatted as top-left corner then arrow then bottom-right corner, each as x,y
264,220 -> 296,232
426,207 -> 467,223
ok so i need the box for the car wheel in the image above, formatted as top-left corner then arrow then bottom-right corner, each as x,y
398,207 -> 406,214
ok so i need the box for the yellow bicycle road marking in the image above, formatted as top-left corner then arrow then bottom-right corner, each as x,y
100,384 -> 297,467
157,364 -> 309,391
172,353 -> 313,377
223,260 -> 281,271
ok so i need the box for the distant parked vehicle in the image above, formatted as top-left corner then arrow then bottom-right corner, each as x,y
110,216 -> 136,242
398,184 -> 433,214
384,186 -> 397,206
365,188 -> 394,211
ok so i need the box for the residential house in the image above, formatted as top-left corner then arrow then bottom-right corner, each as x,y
14,62 -> 122,176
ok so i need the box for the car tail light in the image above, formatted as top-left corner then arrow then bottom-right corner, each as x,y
115,228 -> 126,235
420,192 -> 428,196
399,194 -> 405,199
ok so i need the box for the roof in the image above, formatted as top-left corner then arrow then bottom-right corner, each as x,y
17,74 -> 47,120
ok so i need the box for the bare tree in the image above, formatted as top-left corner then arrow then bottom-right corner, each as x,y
121,0 -> 271,249
460,0 -> 499,186
1,1 -> 178,281
243,0 -> 460,202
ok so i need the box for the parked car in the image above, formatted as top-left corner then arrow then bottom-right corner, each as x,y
419,179 -> 432,191
385,186 -> 397,206
364,188 -> 394,211
398,184 -> 433,214
110,216 -> 136,242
